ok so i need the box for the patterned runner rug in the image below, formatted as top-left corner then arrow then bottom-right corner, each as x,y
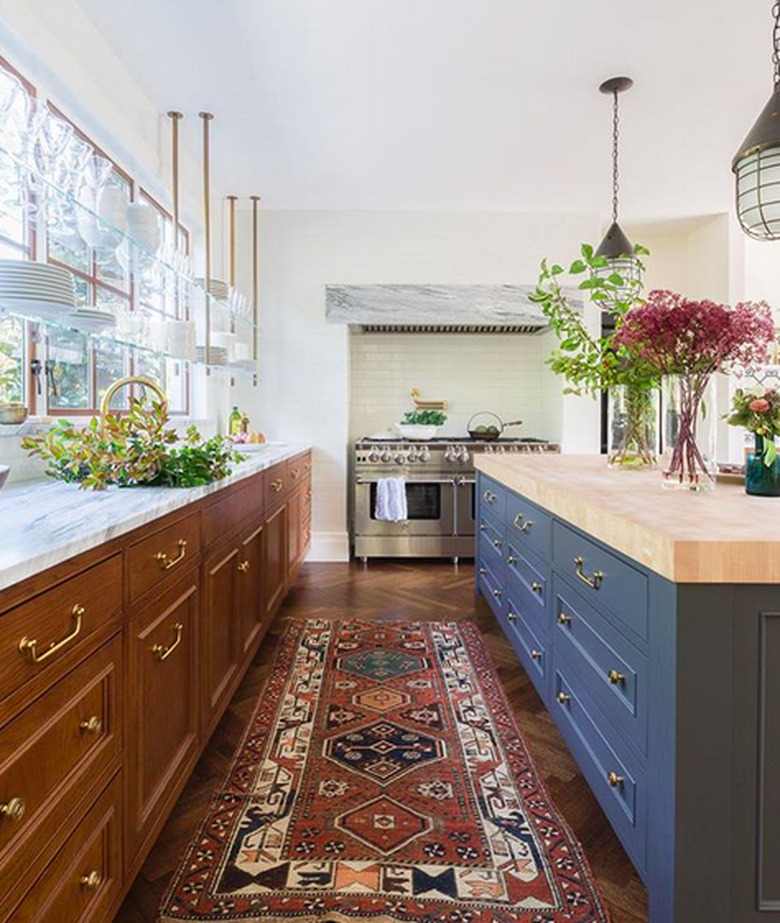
159,619 -> 610,922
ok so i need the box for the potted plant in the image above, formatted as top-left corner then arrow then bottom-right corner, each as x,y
613,291 -> 775,490
395,409 -> 447,440
530,242 -> 661,469
726,387 -> 780,496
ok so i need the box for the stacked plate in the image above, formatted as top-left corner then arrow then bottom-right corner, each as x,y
194,277 -> 230,301
67,308 -> 117,334
0,260 -> 76,322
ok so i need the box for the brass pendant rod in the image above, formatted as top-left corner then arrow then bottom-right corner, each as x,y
227,195 -> 238,287
250,195 -> 261,367
199,112 -> 214,368
167,111 -> 183,320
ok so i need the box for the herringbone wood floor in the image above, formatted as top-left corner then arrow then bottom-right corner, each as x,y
115,561 -> 648,923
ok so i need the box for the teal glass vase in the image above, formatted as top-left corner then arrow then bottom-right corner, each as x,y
746,434 -> 780,497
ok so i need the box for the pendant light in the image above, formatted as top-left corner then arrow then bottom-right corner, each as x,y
733,2 -> 780,240
594,76 -> 638,287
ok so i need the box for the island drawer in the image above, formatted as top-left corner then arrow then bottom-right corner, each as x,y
288,453 -> 311,490
265,461 -> 288,508
4,773 -> 122,923
506,541 -> 549,621
506,492 -> 553,561
0,635 -> 121,891
0,554 -> 122,703
127,512 -> 201,604
477,557 -> 505,620
553,521 -> 648,643
554,575 -> 648,755
202,474 -> 264,548
505,603 -> 547,697
478,475 -> 506,522
551,651 -> 647,873
478,516 -> 505,567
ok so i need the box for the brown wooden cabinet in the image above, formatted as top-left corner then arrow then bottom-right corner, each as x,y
201,542 -> 240,737
263,504 -> 287,619
236,521 -> 265,657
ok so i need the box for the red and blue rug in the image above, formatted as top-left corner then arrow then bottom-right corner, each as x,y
159,619 -> 610,922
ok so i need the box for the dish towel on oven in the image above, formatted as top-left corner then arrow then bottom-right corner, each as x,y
375,477 -> 408,522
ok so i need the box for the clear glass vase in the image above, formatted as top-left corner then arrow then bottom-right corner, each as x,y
661,373 -> 717,491
607,385 -> 658,469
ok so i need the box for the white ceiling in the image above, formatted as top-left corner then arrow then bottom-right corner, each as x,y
75,0 -> 770,220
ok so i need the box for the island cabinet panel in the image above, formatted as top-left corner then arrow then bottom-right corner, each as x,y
236,521 -> 266,658
126,575 -> 200,864
287,489 -> 302,581
263,504 -> 287,618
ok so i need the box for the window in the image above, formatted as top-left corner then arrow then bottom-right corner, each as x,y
0,59 -> 191,416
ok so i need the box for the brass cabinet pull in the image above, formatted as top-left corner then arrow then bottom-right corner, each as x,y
507,554 -> 517,564
237,560 -> 251,574
492,588 -> 502,598
155,539 -> 187,571
0,797 -> 25,822
482,490 -> 496,504
531,649 -> 543,661
80,871 -> 102,891
151,622 -> 184,662
306,488 -> 312,500
80,716 -> 103,735
608,669 -> 626,685
557,691 -> 571,705
19,604 -> 84,664
574,556 -> 604,590
531,581 -> 543,594
513,513 -> 533,533
507,611 -> 517,622
607,771 -> 625,788
557,612 -> 572,626
492,539 -> 502,549
291,467 -> 301,479
271,479 -> 283,493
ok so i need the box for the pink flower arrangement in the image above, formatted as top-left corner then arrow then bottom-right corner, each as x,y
612,290 -> 775,375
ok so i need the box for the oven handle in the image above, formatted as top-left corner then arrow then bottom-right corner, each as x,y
455,477 -> 476,486
356,477 -> 457,485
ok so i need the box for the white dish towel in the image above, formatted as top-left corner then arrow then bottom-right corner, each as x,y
374,477 -> 408,522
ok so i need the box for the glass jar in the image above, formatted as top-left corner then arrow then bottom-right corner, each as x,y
661,373 -> 717,491
607,385 -> 658,469
746,434 -> 780,497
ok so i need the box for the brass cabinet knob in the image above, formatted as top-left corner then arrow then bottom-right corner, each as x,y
531,581 -> 543,594
0,797 -> 26,822
479,567 -> 487,576
531,649 -> 543,661
271,479 -> 283,492
79,716 -> 102,735
557,612 -> 572,626
479,524 -> 487,532
80,870 -> 102,891
291,467 -> 301,479
556,691 -> 571,705
482,490 -> 496,504
607,771 -> 625,788
507,611 -> 517,622
507,554 -> 517,564
608,669 -> 626,685
492,588 -> 502,598
237,560 -> 250,574
492,539 -> 502,549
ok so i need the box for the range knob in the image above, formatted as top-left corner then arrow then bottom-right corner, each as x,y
394,452 -> 406,465
380,450 -> 392,463
368,447 -> 380,463
456,445 -> 470,463
419,448 -> 431,463
407,450 -> 418,462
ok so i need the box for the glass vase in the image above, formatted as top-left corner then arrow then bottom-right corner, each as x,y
661,373 -> 717,491
607,385 -> 658,470
746,434 -> 780,497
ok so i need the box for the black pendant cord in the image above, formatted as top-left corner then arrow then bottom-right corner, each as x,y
774,1 -> 780,87
611,89 -> 620,225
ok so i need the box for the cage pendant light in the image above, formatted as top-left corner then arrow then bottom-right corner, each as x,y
733,2 -> 780,240
595,76 -> 638,285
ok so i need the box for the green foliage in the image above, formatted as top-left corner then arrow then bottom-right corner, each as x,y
528,242 -> 659,397
402,409 -> 448,426
22,397 -> 244,490
726,388 -> 780,467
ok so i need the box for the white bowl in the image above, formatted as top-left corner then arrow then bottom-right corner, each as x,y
395,423 -> 439,440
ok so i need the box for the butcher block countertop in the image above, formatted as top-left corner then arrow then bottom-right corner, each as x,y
475,453 -> 780,585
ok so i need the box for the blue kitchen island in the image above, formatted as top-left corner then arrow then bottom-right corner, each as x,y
475,453 -> 780,923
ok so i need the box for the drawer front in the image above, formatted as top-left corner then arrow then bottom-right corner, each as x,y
505,604 -> 547,696
0,555 -> 122,704
552,651 -> 646,872
265,461 -> 288,508
506,492 -> 553,562
127,512 -> 200,604
7,774 -> 122,923
553,521 -> 648,643
477,555 -> 505,620
288,455 -> 310,490
506,542 -> 549,622
477,516 -> 505,568
478,475 -> 506,521
0,635 -> 121,884
554,576 -> 648,754
201,475 -> 264,548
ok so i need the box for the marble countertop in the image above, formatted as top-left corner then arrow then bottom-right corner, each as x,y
0,443 -> 310,592
476,454 -> 780,584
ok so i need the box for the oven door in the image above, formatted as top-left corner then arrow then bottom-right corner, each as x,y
355,477 -> 456,536
455,477 -> 476,537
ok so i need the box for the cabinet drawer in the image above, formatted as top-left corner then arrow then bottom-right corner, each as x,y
506,542 -> 549,622
0,635 -> 121,889
0,555 -> 122,704
477,556 -> 505,620
265,462 -> 288,508
288,455 -> 310,489
201,475 -> 264,548
478,475 -> 505,521
554,576 -> 648,754
127,512 -> 200,604
553,521 -> 648,643
7,774 -> 122,923
505,604 -> 547,697
552,652 -> 646,872
478,516 -> 505,568
506,492 -> 553,561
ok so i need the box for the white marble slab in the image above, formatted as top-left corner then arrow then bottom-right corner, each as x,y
325,283 -> 583,326
0,443 -> 311,591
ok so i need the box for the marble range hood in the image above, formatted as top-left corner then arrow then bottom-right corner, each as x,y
325,284 -> 582,333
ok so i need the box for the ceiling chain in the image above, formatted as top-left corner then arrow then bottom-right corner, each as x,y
774,1 -> 780,86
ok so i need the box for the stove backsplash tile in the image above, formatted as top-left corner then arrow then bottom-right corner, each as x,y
349,330 -> 562,442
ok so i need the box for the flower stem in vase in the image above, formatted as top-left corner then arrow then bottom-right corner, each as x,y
662,373 -> 716,491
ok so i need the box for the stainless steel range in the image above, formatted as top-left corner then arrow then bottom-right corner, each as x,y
352,436 -> 559,562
